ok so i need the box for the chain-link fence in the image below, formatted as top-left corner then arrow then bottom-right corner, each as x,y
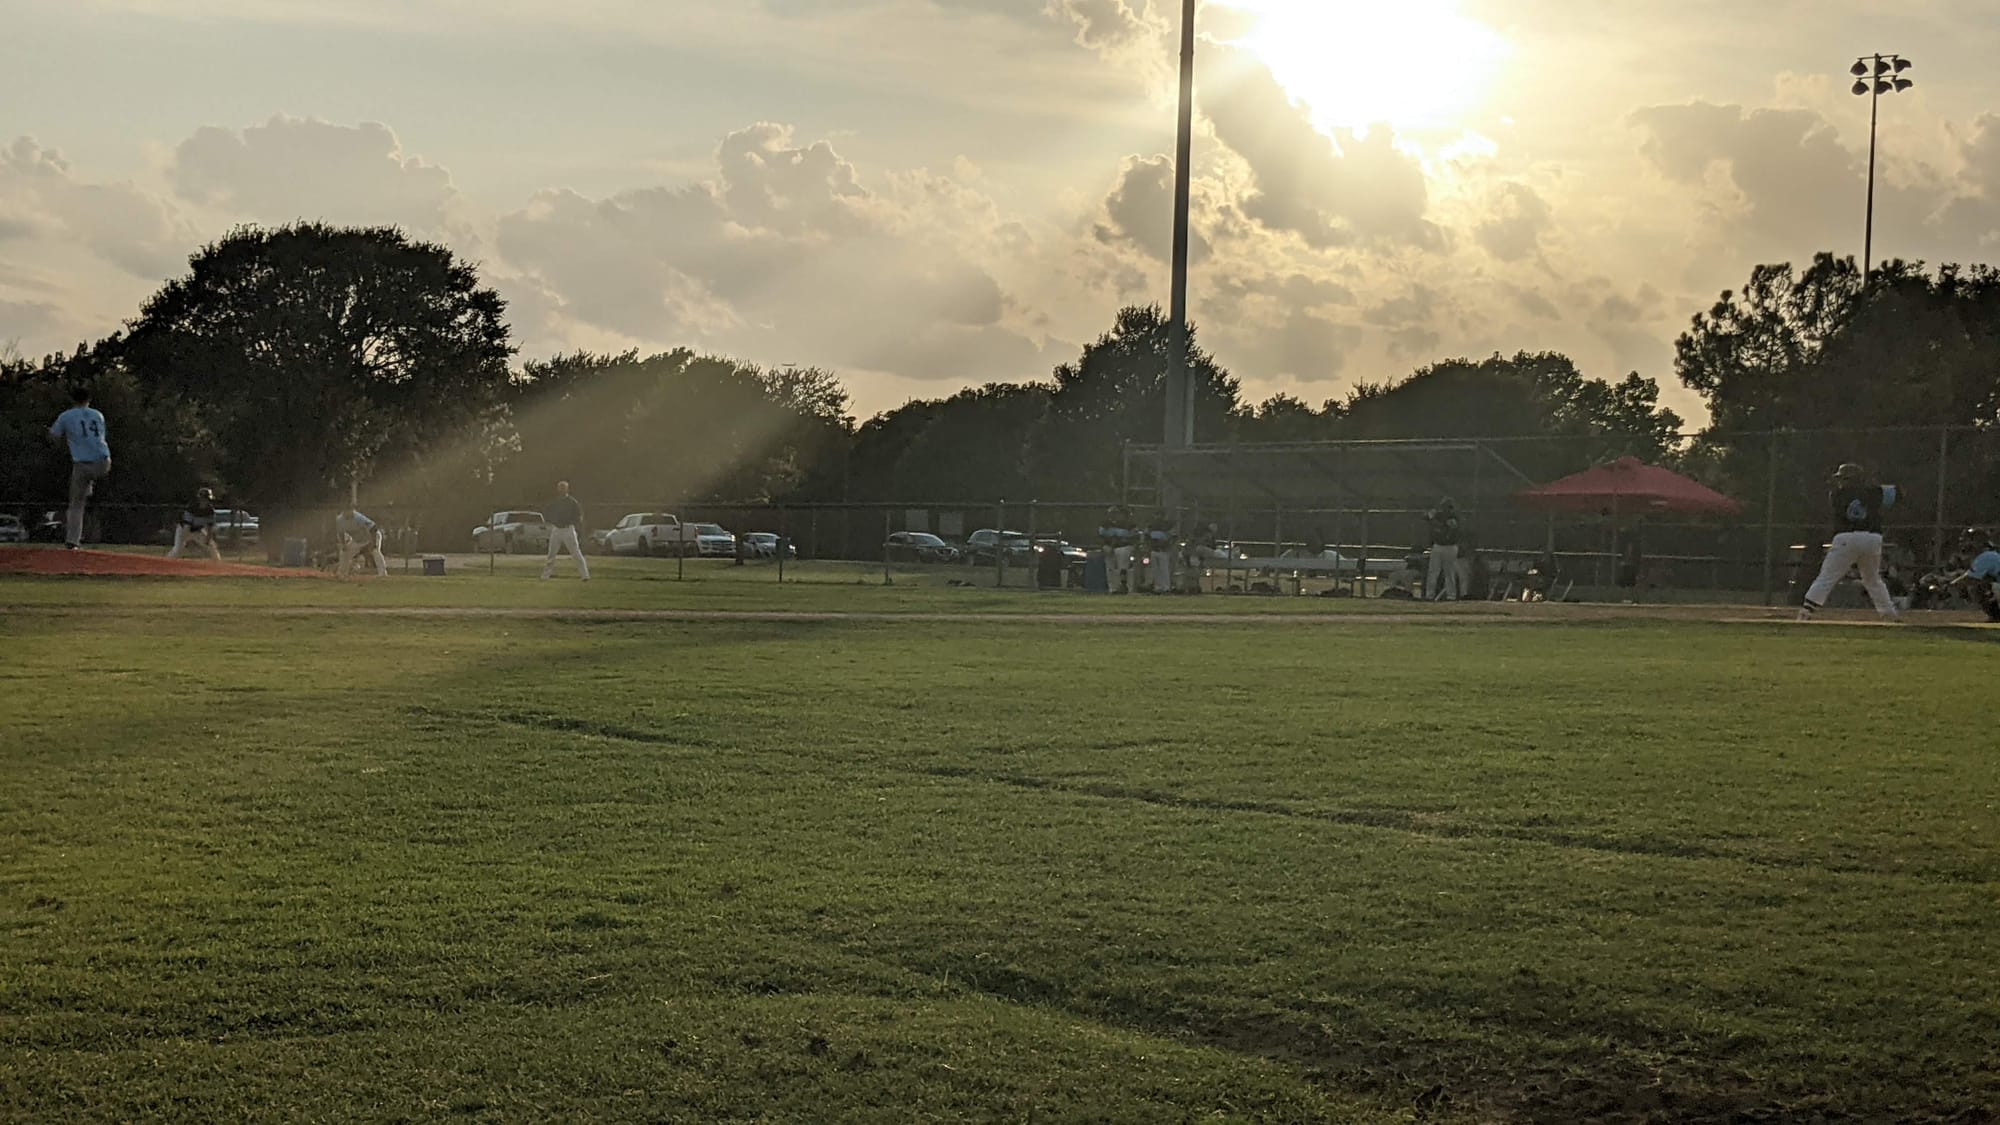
1125,425 -> 2000,604
9,425 -> 1996,600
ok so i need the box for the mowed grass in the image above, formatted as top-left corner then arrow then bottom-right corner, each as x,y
1,585 -> 1997,1122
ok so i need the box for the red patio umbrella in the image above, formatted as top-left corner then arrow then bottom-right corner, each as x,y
1515,456 -> 1742,516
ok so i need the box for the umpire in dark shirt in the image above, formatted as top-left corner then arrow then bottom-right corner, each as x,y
541,480 -> 590,581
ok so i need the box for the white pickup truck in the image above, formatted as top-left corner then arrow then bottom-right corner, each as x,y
471,510 -> 551,554
604,512 -> 701,556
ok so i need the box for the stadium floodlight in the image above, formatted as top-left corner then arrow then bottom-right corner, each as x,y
1165,0 -> 1197,461
1851,54 -> 1915,284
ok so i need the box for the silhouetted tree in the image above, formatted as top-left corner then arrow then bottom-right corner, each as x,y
120,222 -> 515,505
1036,305 -> 1240,499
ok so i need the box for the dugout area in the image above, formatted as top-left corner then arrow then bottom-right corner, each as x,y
1125,437 -> 1542,560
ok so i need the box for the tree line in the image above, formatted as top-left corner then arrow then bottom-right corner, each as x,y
4,224 -> 1996,539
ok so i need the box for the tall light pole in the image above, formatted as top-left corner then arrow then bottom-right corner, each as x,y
1164,0 -> 1196,452
1851,53 -> 1914,284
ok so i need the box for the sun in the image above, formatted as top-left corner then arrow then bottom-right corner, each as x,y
1222,0 -> 1510,133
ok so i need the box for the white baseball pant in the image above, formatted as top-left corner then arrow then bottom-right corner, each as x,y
1427,544 -> 1460,600
168,524 -> 220,560
542,526 -> 590,580
1150,549 -> 1172,593
1803,531 -> 1896,616
340,532 -> 388,577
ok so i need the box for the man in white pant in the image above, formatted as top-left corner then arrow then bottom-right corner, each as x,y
334,508 -> 389,577
1146,511 -> 1174,594
1098,506 -> 1137,594
167,487 -> 222,560
1799,462 -> 1900,621
541,480 -> 590,581
1425,497 -> 1461,601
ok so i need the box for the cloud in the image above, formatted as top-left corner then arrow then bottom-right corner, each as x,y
0,137 -> 188,278
1505,283 -> 1561,320
1630,102 -> 1863,251
1475,182 -> 1553,262
1199,44 -> 1440,250
170,116 -> 459,234
0,297 -> 62,346
496,122 -> 1049,384
1047,0 -> 1154,52
1092,154 -> 1211,263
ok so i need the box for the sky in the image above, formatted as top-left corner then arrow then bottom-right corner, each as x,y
4,0 -> 1999,422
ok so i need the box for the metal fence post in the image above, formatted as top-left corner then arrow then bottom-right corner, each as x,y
1761,432 -> 1777,606
995,499 -> 1008,588
777,505 -> 787,583
1935,424 -> 1950,565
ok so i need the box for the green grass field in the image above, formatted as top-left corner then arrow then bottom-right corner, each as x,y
3,567 -> 1996,1122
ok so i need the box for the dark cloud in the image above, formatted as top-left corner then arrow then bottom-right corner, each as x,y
1505,283 -> 1561,320
1269,309 -> 1359,380
1630,102 -> 1858,249
1476,182 -> 1552,262
1093,154 -> 1211,263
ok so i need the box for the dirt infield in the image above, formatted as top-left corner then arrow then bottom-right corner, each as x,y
0,546 -> 329,579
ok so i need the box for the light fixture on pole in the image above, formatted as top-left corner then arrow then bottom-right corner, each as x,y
1164,0 -> 1196,456
1851,53 -> 1913,284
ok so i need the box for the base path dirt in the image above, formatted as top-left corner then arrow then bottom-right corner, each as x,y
0,546 -> 330,579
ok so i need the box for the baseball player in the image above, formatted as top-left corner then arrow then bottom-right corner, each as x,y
45,386 -> 111,549
166,487 -> 222,560
1146,510 -> 1175,594
1798,462 -> 1900,621
540,480 -> 590,581
1425,497 -> 1461,601
334,507 -> 388,577
1947,527 -> 2000,622
1098,505 -> 1138,594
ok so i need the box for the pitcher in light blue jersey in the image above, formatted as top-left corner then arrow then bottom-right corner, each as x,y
46,386 -> 111,549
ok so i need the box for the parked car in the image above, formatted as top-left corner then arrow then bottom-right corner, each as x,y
1033,538 -> 1089,567
741,532 -> 796,560
588,527 -> 614,553
214,508 -> 259,544
690,523 -> 737,558
963,528 -> 1036,566
30,510 -> 66,543
603,512 -> 693,556
0,514 -> 26,544
472,510 -> 550,554
884,531 -> 959,564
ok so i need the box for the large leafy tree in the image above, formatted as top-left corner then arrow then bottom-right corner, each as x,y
1676,255 -> 2000,530
499,350 -> 851,509
1037,304 -> 1241,499
119,223 -> 514,505
1337,351 -> 1683,479
881,382 -> 1051,504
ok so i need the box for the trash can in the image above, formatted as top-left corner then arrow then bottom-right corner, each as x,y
282,538 -> 309,567
1036,544 -> 1066,590
1083,552 -> 1110,593
422,556 -> 446,577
